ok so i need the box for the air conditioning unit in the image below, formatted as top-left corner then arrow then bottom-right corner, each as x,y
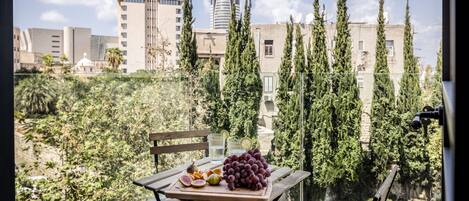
264,95 -> 273,102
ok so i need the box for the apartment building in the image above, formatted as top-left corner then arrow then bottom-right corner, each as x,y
196,23 -> 405,144
117,0 -> 182,73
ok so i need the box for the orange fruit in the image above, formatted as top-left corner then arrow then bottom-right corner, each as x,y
212,168 -> 222,175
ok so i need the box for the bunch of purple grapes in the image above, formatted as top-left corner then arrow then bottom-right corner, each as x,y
222,149 -> 271,191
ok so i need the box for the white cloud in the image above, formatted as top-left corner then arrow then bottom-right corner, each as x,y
39,0 -> 116,21
253,0 -> 304,23
40,10 -> 68,23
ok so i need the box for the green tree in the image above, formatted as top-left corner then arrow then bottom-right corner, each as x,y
105,48 -> 123,71
369,0 -> 400,182
397,1 -> 430,198
221,1 -> 241,132
309,0 -> 335,187
60,54 -> 71,74
200,52 -> 224,133
180,0 -> 199,129
227,0 -> 262,141
331,0 -> 363,189
15,76 -> 57,117
271,17 -> 294,167
42,54 -> 54,74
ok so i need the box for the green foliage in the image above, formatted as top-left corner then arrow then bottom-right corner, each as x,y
42,54 -> 54,74
309,0 -> 335,187
105,48 -> 123,71
180,0 -> 200,129
15,74 -> 205,200
221,0 -> 241,133
397,2 -> 430,198
223,0 -> 262,141
369,0 -> 400,182
331,0 -> 363,185
200,54 -> 224,133
15,75 -> 58,117
271,17 -> 294,167
60,54 -> 71,74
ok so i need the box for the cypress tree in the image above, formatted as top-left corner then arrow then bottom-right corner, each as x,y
397,1 -> 430,198
221,1 -> 240,132
369,0 -> 400,182
180,0 -> 199,128
271,17 -> 294,166
223,0 -> 262,141
309,0 -> 335,187
201,51 -> 224,133
331,0 -> 363,185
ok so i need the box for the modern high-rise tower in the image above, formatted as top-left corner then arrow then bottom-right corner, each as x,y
210,0 -> 240,30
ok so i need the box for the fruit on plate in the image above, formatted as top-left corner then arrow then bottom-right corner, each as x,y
212,168 -> 222,175
222,148 -> 271,191
207,168 -> 222,177
191,171 -> 205,180
206,174 -> 222,185
179,175 -> 193,187
186,160 -> 198,174
191,179 -> 207,188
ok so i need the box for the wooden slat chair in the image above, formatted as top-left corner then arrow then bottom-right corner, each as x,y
134,130 -> 210,201
373,165 -> 400,201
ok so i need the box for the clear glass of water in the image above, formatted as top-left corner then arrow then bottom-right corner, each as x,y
208,133 -> 225,163
227,138 -> 246,156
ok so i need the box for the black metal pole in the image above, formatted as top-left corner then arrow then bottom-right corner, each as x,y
0,0 -> 15,199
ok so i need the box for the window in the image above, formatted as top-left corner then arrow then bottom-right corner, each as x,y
121,32 -> 127,38
52,51 -> 60,54
52,46 -> 60,48
121,5 -> 127,11
358,41 -> 364,52
264,76 -> 273,93
264,40 -> 273,57
122,50 -> 127,56
52,40 -> 60,43
121,23 -> 127,29
386,40 -> 394,57
176,17 -> 181,23
176,26 -> 181,31
176,34 -> 180,40
176,8 -> 182,14
357,76 -> 364,89
121,41 -> 127,47
52,35 -> 60,38
121,14 -> 127,20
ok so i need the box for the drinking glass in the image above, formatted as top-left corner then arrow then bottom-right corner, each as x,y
208,133 -> 225,163
227,138 -> 246,156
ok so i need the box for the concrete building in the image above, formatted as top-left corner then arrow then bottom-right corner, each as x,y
210,0 -> 240,30
20,28 -> 64,61
18,27 -> 117,70
90,35 -> 119,61
196,23 -> 405,145
117,0 -> 182,73
13,27 -> 21,71
63,27 -> 91,64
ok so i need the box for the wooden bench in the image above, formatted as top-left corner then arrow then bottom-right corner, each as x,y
134,157 -> 310,201
373,165 -> 399,201
135,130 -> 211,200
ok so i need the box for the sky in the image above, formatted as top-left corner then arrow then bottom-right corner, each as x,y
13,0 -> 442,66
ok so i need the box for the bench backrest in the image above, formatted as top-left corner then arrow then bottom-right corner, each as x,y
149,130 -> 210,172
373,165 -> 399,201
